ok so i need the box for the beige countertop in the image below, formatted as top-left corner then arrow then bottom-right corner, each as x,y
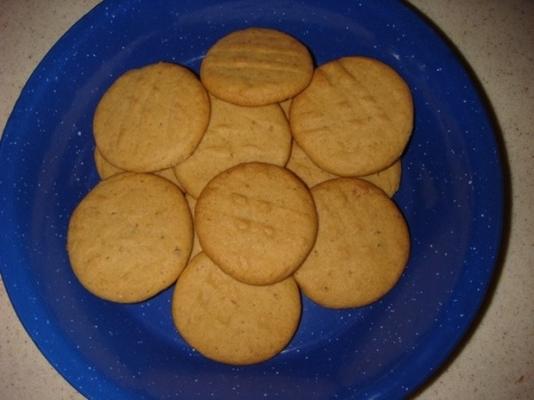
1,1 -> 533,399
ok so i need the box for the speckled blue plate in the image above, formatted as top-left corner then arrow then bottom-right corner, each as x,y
0,0 -> 503,399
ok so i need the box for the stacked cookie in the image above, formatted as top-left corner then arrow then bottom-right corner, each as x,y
67,28 -> 412,365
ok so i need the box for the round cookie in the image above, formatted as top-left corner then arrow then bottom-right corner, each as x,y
200,28 -> 313,106
294,178 -> 410,308
286,142 -> 402,196
185,194 -> 202,259
94,147 -> 183,189
174,95 -> 291,198
195,162 -> 318,285
67,173 -> 193,303
172,253 -> 301,365
94,62 -> 210,172
290,56 -> 413,176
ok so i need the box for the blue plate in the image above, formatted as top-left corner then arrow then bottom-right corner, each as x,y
0,0 -> 504,399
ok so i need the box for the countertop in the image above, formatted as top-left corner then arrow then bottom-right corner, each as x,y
1,1 -> 533,399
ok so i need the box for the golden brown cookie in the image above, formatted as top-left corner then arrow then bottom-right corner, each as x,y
174,95 -> 291,198
294,178 -> 410,308
291,57 -> 413,176
67,173 -> 193,303
94,147 -> 183,189
94,62 -> 210,172
172,253 -> 301,365
200,28 -> 313,106
280,99 -> 292,118
196,162 -> 318,285
185,194 -> 202,259
286,142 -> 402,196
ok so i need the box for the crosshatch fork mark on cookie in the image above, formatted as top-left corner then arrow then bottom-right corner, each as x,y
228,191 -> 315,219
317,65 -> 393,134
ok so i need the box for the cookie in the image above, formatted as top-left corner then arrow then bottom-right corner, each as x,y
280,99 -> 292,118
286,142 -> 402,196
200,28 -> 313,106
94,62 -> 210,172
195,162 -> 318,285
174,95 -> 291,198
172,253 -> 301,365
294,178 -> 410,308
94,147 -> 183,189
67,173 -> 193,303
185,194 -> 202,258
290,56 -> 413,176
